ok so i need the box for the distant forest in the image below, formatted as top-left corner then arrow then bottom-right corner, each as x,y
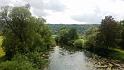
48,24 -> 99,35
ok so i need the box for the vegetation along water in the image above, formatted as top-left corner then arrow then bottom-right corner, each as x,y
0,4 -> 124,70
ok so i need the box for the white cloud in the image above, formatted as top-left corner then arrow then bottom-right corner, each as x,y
45,12 -> 85,24
1,0 -> 124,24
29,0 -> 66,17
63,0 -> 124,24
44,0 -> 66,12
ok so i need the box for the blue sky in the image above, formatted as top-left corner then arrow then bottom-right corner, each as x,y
1,0 -> 124,24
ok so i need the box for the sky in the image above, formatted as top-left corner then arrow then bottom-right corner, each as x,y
1,0 -> 124,24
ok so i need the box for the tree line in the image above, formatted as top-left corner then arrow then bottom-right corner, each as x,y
48,24 -> 99,35
55,16 -> 124,59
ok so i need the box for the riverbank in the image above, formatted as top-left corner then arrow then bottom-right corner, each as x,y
110,48 -> 124,61
85,47 -> 124,61
87,54 -> 124,70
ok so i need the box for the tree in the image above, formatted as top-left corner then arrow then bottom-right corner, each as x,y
85,27 -> 98,47
57,27 -> 79,46
119,20 -> 124,49
57,27 -> 69,45
0,6 -> 52,59
96,16 -> 119,48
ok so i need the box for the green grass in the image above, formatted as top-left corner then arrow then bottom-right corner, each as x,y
111,48 -> 124,61
86,47 -> 124,61
0,36 -> 5,58
113,48 -> 124,53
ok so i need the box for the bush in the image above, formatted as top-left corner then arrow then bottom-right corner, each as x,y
0,59 -> 37,70
0,52 -> 48,70
74,39 -> 84,48
13,52 -> 48,70
25,52 -> 48,70
0,61 -> 36,70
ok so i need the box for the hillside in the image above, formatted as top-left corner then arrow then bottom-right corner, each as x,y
47,24 -> 99,35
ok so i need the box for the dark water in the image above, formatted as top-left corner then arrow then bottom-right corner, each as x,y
47,46 -> 124,70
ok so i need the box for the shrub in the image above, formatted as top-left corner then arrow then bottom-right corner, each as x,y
0,55 -> 37,70
0,60 -> 37,70
74,39 -> 84,48
0,52 -> 48,70
25,52 -> 48,70
12,52 -> 48,70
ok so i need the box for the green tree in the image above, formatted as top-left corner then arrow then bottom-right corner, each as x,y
57,27 -> 69,45
85,27 -> 98,47
96,16 -> 119,48
58,27 -> 79,46
0,6 -> 52,59
119,20 -> 124,49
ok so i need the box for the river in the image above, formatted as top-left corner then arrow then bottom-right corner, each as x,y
47,46 -> 124,70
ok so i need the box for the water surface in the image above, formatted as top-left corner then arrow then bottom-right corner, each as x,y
48,46 -> 124,70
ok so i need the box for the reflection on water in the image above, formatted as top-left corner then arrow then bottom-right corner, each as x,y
48,46 -> 94,70
48,46 -> 124,70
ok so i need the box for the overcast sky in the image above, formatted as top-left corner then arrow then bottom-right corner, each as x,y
1,0 -> 124,24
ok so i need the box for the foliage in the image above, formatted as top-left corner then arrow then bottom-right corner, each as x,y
84,27 -> 98,47
0,36 -> 5,57
119,20 -> 124,49
0,55 -> 37,70
0,51 -> 49,70
85,16 -> 124,61
57,27 -> 69,45
0,61 -> 36,70
0,47 -> 4,58
48,24 -> 99,35
57,27 -> 79,46
25,52 -> 48,70
95,16 -> 120,48
0,6 -> 52,59
74,39 -> 84,48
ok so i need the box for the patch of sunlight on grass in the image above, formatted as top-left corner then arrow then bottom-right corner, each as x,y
113,48 -> 124,53
112,48 -> 124,60
0,36 -> 5,57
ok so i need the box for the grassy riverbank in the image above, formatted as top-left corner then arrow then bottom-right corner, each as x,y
86,47 -> 124,61
111,48 -> 124,61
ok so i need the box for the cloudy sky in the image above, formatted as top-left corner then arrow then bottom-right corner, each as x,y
1,0 -> 124,24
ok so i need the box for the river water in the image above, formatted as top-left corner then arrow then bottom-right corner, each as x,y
47,46 -> 124,70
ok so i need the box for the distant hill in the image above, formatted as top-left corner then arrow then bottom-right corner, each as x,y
47,24 -> 99,35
